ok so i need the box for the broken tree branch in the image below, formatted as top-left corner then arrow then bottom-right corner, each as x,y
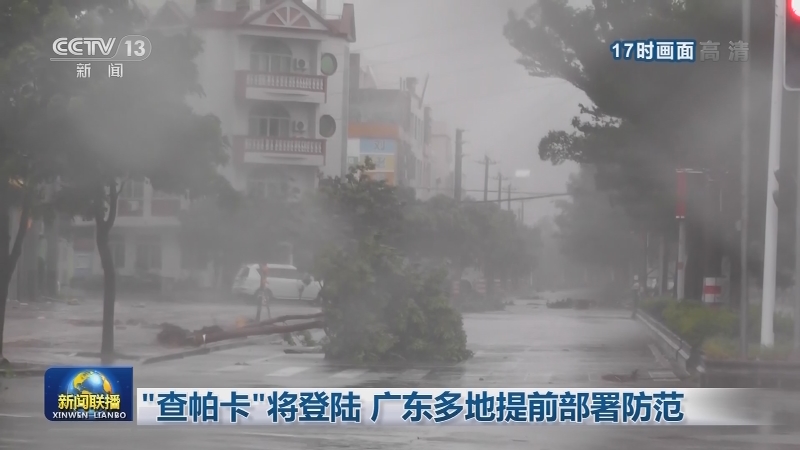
242,312 -> 324,329
198,320 -> 325,345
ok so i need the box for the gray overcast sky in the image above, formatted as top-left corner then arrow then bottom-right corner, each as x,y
329,0 -> 583,222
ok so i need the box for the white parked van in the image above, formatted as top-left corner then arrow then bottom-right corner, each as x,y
231,263 -> 322,303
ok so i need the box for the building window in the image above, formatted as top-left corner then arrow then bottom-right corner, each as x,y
319,115 -> 336,138
109,234 -> 125,268
250,38 -> 292,73
120,180 -> 144,199
320,53 -> 337,76
135,235 -> 161,271
249,103 -> 291,138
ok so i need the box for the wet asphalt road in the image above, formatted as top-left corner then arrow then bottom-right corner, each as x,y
1,297 -> 799,449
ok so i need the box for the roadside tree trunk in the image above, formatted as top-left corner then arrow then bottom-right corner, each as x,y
95,181 -> 121,364
0,184 -> 32,364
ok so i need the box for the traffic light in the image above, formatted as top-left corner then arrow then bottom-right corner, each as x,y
786,0 -> 800,89
773,168 -> 797,210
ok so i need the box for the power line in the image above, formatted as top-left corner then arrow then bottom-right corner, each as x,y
352,16 -> 496,53
415,186 -> 558,196
472,193 -> 571,203
364,38 -> 510,69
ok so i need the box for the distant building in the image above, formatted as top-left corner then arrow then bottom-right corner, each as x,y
348,53 -> 431,192
427,120 -> 454,198
66,0 -> 356,285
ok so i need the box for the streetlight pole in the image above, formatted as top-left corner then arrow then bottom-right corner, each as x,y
740,0 -> 751,358
761,0 -> 786,348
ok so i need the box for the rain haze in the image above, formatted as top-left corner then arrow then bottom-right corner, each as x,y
335,0 -> 582,222
2,0 -> 800,449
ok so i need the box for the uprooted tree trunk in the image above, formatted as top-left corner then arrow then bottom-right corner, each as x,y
242,312 -> 324,329
199,320 -> 324,345
157,313 -> 325,347
0,184 -> 33,365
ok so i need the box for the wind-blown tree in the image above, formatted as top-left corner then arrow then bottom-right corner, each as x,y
0,1 -> 103,365
402,194 -> 480,273
177,190 -> 315,289
504,0 -> 782,300
44,7 -> 229,362
311,162 -> 471,363
554,167 -> 639,283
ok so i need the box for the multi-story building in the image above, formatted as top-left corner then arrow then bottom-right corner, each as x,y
67,0 -> 355,284
348,54 -> 430,192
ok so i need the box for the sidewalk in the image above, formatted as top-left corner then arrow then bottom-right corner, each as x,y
3,296 -> 321,367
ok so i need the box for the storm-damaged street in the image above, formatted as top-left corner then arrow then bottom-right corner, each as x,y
5,0 -> 800,448
2,295 -> 800,449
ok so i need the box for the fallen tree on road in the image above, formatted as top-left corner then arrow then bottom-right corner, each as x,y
240,312 -> 324,330
156,314 -> 325,347
198,320 -> 325,345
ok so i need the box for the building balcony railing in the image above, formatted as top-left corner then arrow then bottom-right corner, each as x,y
232,136 -> 326,166
235,71 -> 326,100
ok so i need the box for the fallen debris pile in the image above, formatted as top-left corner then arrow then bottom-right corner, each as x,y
156,313 -> 325,347
545,299 -> 597,310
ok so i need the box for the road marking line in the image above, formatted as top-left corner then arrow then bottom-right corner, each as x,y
330,369 -> 369,379
648,343 -> 671,367
266,366 -> 310,377
648,370 -> 677,379
400,369 -> 432,380
0,413 -> 34,418
651,377 -> 681,382
216,365 -> 247,372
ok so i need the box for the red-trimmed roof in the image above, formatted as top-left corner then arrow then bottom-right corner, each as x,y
327,3 -> 355,42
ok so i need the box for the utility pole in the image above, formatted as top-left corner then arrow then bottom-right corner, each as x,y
494,172 -> 504,203
476,155 -> 496,202
520,200 -> 525,224
454,129 -> 464,201
506,184 -> 512,210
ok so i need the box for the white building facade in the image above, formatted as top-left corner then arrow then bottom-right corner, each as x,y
67,0 -> 355,286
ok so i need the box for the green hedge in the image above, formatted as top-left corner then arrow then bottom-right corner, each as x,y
640,297 -> 795,358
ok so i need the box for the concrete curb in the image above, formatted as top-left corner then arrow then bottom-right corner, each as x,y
0,367 -> 49,378
635,310 -> 696,378
140,339 -> 255,365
